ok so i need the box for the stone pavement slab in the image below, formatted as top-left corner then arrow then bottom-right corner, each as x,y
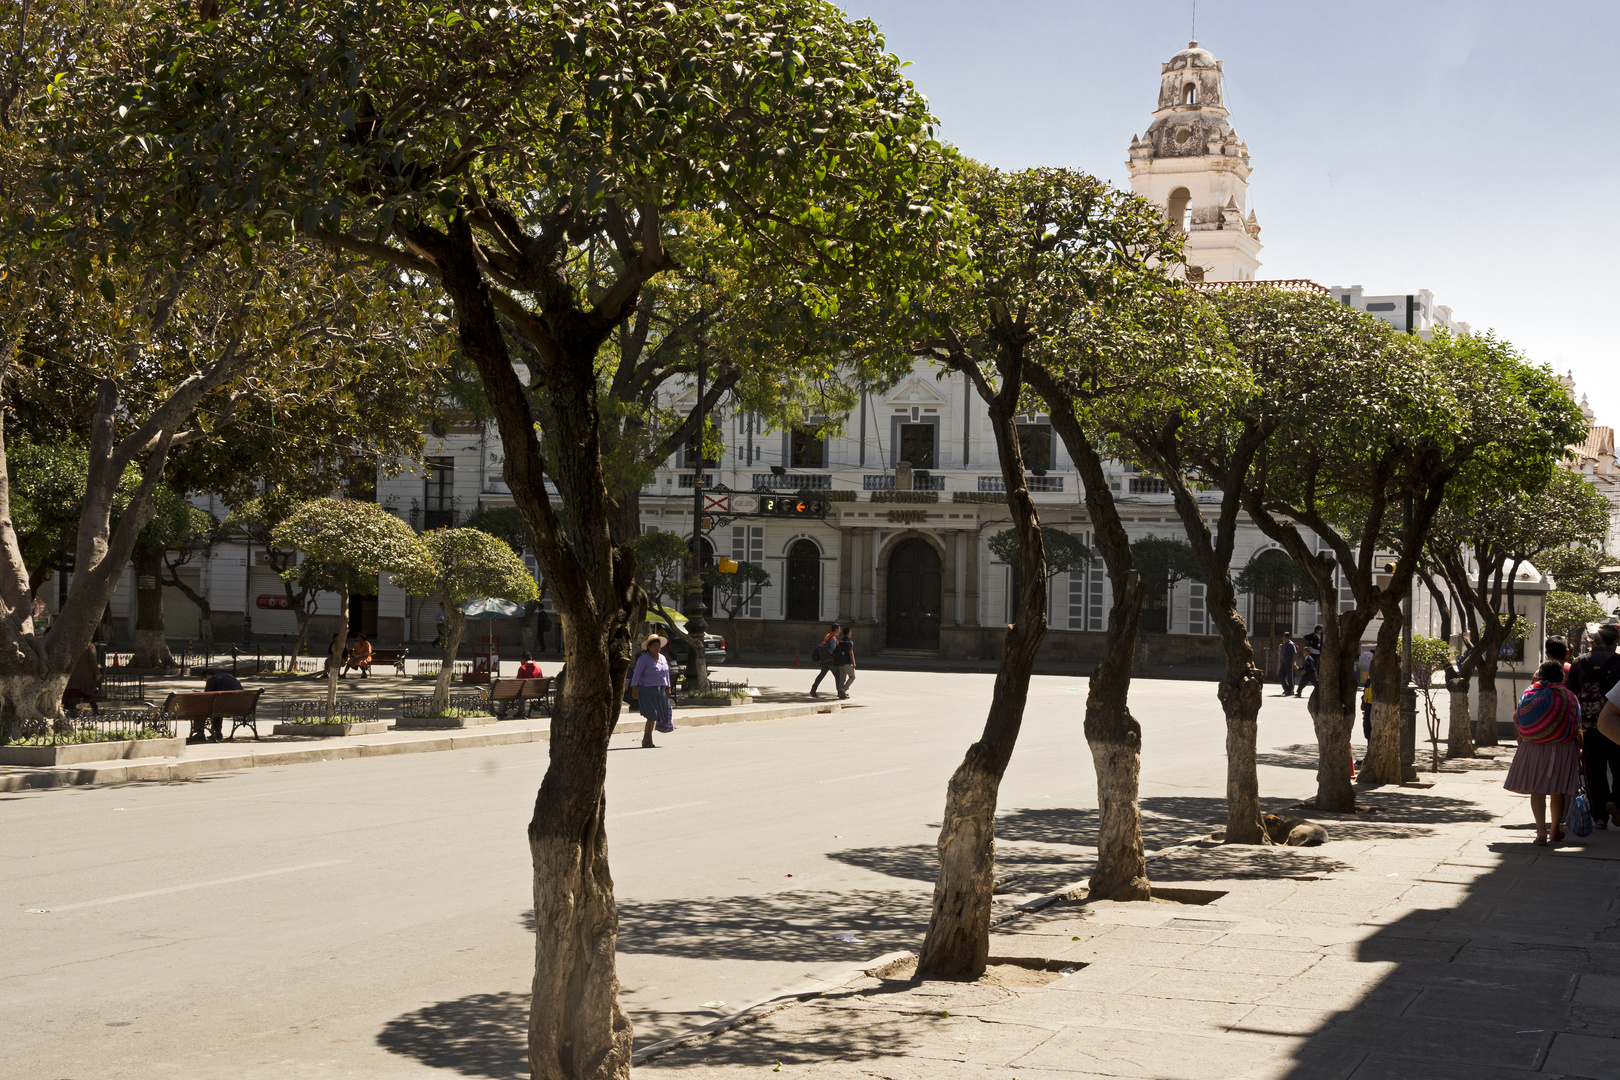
638,750 -> 1620,1079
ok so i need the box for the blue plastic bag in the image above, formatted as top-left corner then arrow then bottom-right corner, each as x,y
1568,784 -> 1594,838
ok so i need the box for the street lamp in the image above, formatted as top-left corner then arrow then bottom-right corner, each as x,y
686,299 -> 710,639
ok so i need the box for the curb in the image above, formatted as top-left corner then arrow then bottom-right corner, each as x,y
0,701 -> 842,791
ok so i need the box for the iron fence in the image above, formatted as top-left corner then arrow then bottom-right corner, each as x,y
278,698 -> 382,724
401,692 -> 490,717
414,659 -> 473,677
4,709 -> 173,747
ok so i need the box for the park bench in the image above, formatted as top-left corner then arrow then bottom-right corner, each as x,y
489,677 -> 550,718
366,647 -> 409,676
159,688 -> 267,742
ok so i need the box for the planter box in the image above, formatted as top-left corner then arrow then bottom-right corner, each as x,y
0,736 -> 184,768
272,721 -> 389,737
392,714 -> 499,730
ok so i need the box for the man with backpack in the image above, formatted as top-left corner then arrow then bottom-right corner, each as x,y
809,622 -> 841,697
1568,624 -> 1620,829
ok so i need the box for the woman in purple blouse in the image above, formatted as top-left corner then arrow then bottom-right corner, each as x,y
630,634 -> 674,748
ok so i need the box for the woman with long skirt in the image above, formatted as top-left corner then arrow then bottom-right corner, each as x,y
630,634 -> 674,749
1505,661 -> 1583,845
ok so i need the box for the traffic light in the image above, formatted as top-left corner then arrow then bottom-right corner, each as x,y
717,557 -> 739,574
759,495 -> 828,518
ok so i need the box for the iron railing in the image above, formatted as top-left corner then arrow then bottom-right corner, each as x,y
752,472 -> 832,490
400,692 -> 490,717
4,709 -> 173,747
279,699 -> 382,724
978,475 -> 1065,493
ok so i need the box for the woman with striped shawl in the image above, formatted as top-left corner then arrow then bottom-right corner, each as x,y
1505,661 -> 1583,845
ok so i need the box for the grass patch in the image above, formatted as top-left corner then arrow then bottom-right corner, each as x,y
401,705 -> 489,719
2,727 -> 170,746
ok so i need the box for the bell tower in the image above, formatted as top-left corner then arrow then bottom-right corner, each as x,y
1127,41 -> 1262,282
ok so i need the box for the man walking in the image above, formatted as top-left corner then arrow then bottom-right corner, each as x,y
810,622 -> 841,697
1297,624 -> 1323,698
1277,632 -> 1298,697
832,627 -> 857,700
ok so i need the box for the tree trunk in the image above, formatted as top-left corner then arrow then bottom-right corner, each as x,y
324,581 -> 348,720
1312,630 -> 1361,812
1445,671 -> 1474,757
1360,615 -> 1405,785
1476,659 -> 1499,747
131,545 -> 174,668
917,345 -> 1046,980
417,217 -> 636,1078
165,560 -> 214,645
1039,387 -> 1151,901
433,602 -> 466,714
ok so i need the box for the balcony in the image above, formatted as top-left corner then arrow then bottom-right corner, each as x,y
677,473 -> 716,488
1129,477 -> 1170,494
978,475 -> 1065,493
864,473 -> 946,491
752,473 -> 832,490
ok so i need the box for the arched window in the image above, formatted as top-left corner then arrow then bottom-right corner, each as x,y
1167,187 -> 1192,233
786,539 -> 821,621
1183,83 -> 1197,105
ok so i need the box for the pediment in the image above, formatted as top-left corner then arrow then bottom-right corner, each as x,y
882,375 -> 950,406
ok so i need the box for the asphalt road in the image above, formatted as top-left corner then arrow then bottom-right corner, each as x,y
2,666 -> 1327,1079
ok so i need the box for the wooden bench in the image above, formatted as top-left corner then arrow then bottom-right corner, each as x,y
160,688 -> 267,742
369,648 -> 408,676
489,677 -> 550,718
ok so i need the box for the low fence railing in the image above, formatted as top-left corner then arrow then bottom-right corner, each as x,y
278,699 -> 382,724
3,709 -> 173,747
401,692 -> 490,717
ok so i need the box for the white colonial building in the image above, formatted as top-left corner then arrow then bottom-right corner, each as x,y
60,38 -> 1547,676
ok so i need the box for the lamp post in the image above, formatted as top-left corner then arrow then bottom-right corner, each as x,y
686,310 -> 710,641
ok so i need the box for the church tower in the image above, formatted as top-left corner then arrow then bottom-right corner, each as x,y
1127,41 -> 1262,282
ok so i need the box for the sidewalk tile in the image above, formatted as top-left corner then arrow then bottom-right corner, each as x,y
1045,961 -> 1157,996
1178,946 -> 1321,977
1228,1004 -> 1344,1037
1053,936 -> 1202,967
1543,1032 -> 1620,1079
1127,968 -> 1290,1004
1401,985 -> 1570,1029
1011,1027 -> 1301,1080
1347,1053 -> 1558,1079
981,988 -> 1251,1034
1306,1017 -> 1551,1071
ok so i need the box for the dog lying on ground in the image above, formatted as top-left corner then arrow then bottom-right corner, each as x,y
1262,813 -> 1329,847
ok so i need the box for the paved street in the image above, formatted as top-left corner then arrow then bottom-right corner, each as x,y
4,668 -> 1326,1079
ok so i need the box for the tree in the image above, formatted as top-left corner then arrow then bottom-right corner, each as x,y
989,526 -> 1093,581
1427,467 -> 1609,755
1134,532 -> 1210,623
630,528 -> 716,688
393,528 -> 538,713
1546,590 -> 1607,643
463,505 -> 544,654
1410,634 -> 1453,772
128,486 -> 212,667
157,501 -> 224,644
1024,273 -> 1226,897
270,499 -> 429,718
1539,545 -> 1620,605
914,167 -> 1169,974
708,559 -> 770,660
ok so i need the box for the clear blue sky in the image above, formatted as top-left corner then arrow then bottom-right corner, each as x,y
845,0 -> 1619,426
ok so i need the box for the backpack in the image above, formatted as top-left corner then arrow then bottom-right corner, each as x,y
811,642 -> 827,663
1573,654 -> 1620,727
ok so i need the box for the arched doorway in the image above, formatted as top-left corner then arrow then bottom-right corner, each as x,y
785,539 -> 821,621
886,538 -> 941,650
1247,549 -> 1296,640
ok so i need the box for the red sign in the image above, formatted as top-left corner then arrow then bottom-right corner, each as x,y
703,493 -> 729,512
255,594 -> 299,610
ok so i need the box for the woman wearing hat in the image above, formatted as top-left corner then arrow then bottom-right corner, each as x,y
630,633 -> 674,748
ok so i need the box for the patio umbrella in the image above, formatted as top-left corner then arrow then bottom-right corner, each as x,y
459,598 -> 526,676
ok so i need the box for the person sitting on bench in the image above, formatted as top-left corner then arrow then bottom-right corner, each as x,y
194,669 -> 244,742
343,632 -> 374,678
516,652 -> 543,680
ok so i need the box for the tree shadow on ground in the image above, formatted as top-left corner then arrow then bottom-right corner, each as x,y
376,991 -> 528,1079
1346,790 -> 1498,825
1256,743 -> 1324,771
825,842 -> 1090,895
524,889 -> 932,965
995,795 -> 1235,852
1146,841 -> 1354,881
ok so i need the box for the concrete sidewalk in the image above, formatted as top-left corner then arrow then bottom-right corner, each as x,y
639,749 -> 1620,1079
0,698 -> 842,791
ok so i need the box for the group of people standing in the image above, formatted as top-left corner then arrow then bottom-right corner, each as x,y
1274,626 -> 1323,697
809,623 -> 857,700
1506,625 -> 1620,845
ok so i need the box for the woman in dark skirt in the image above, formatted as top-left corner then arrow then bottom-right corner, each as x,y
629,634 -> 674,749
1505,661 -> 1583,845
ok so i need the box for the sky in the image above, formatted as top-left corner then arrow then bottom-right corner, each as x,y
843,0 -> 1619,427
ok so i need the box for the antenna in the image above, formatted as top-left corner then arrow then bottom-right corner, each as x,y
1191,0 -> 1196,42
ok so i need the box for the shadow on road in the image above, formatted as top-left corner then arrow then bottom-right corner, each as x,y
376,990 -> 529,1079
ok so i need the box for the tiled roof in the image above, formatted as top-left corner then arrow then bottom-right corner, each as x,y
1573,425 -> 1615,461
